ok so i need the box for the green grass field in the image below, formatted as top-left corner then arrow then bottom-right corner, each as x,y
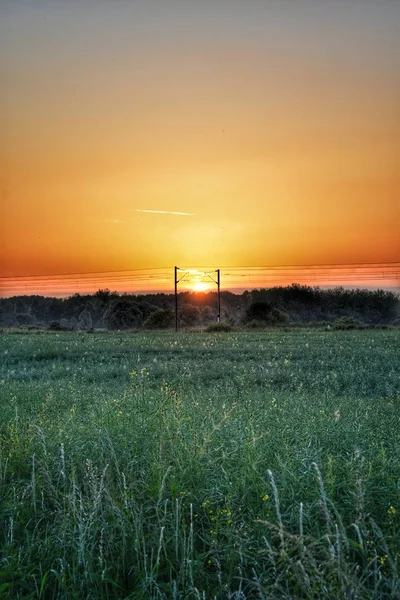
1,330 -> 399,599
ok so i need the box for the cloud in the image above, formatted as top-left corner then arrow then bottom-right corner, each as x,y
136,209 -> 196,216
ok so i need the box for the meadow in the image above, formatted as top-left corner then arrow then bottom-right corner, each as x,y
0,330 -> 399,599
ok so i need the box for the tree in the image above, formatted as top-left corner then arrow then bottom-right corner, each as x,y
78,309 -> 92,330
179,303 -> 201,327
15,312 -> 35,326
200,305 -> 215,324
104,299 -> 143,330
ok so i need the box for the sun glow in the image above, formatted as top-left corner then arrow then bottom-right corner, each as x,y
192,282 -> 210,293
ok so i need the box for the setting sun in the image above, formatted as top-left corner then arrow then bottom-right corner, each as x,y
192,282 -> 210,293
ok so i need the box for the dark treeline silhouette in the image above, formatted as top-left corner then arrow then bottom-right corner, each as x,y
0,285 -> 398,330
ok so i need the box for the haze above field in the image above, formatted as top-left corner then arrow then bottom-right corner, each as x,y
1,0 -> 399,294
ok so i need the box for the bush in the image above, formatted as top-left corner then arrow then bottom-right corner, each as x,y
143,309 -> 174,330
333,316 -> 364,330
206,322 -> 232,332
245,301 -> 272,323
245,319 -> 265,329
267,307 -> 290,325
49,321 -> 64,331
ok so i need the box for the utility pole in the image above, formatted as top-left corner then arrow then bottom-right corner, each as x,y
174,266 -> 178,332
217,268 -> 221,323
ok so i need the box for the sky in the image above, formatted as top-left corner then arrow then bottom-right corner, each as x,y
1,0 -> 399,295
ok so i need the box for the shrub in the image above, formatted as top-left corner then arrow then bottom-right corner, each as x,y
267,307 -> 290,325
49,321 -> 64,331
60,318 -> 71,330
333,316 -> 364,330
245,319 -> 265,329
143,309 -> 174,330
206,322 -> 232,332
245,301 -> 272,323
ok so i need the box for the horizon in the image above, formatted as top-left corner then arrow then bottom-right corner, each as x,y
1,1 -> 399,285
1,262 -> 398,299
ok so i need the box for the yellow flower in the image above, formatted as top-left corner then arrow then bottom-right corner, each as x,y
262,494 -> 270,502
388,505 -> 396,516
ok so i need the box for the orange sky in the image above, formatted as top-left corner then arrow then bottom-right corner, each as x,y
1,1 -> 399,294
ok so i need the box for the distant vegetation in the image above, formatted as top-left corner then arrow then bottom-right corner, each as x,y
0,285 -> 398,331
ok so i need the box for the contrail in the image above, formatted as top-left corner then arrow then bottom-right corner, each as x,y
136,209 -> 196,216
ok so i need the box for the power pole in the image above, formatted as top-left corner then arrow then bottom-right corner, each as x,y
217,268 -> 221,322
174,266 -> 178,332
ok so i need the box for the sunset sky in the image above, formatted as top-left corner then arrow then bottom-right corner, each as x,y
1,0 -> 399,295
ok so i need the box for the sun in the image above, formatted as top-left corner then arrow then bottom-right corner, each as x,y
192,282 -> 209,292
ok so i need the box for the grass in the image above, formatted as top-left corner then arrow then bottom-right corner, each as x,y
0,330 -> 399,599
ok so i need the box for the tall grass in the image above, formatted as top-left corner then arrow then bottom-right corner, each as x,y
1,331 -> 399,598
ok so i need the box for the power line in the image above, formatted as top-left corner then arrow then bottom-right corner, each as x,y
1,261 -> 399,280
0,267 -> 173,280
1,263 -> 398,297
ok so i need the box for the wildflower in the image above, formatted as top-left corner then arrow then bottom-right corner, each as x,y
388,505 -> 396,516
262,493 -> 270,502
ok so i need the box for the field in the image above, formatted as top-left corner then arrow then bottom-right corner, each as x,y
1,330 -> 399,599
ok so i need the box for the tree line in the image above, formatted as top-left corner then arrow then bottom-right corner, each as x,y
0,285 -> 398,330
